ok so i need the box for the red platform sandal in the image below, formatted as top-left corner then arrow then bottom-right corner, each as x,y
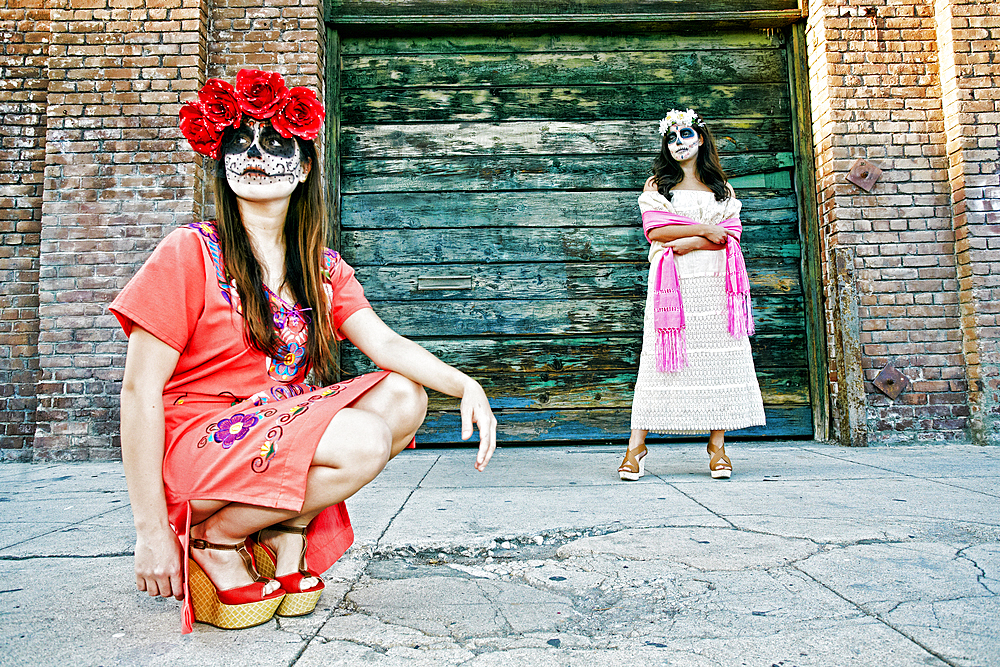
188,537 -> 285,629
252,524 -> 325,617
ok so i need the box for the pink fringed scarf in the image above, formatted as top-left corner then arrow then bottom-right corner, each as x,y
641,210 -> 755,372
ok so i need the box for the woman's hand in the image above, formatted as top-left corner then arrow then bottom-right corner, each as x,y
134,525 -> 184,600
643,175 -> 659,192
666,236 -> 715,255
460,378 -> 497,472
700,224 -> 731,245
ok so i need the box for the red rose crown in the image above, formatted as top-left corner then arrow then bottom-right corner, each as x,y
180,69 -> 325,158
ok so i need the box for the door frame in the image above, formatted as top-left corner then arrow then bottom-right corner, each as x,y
324,3 -> 829,441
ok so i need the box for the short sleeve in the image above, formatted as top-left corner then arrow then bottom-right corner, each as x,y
109,228 -> 207,353
323,249 -> 371,339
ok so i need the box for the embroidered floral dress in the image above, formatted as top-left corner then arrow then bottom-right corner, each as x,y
110,222 -> 389,632
630,190 -> 766,434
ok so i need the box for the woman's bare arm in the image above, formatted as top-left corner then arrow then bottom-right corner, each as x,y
339,308 -> 497,471
120,327 -> 184,599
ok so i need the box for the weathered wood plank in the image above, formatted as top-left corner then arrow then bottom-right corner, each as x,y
398,369 -> 809,410
341,331 -> 808,375
341,119 -> 793,158
352,258 -> 802,300
337,363 -> 808,408
412,405 -> 815,444
340,154 -> 796,193
341,84 -> 790,123
330,1 -> 800,19
789,22 -> 828,441
343,225 -> 800,265
342,190 -> 799,230
364,293 -> 803,337
341,31 -> 784,56
343,50 -> 787,89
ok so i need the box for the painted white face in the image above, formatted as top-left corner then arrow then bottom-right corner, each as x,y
665,125 -> 702,162
223,118 -> 308,201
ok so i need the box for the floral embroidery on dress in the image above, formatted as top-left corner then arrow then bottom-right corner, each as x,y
213,412 -> 259,448
187,222 -> 318,382
249,378 -> 357,473
187,222 -> 242,314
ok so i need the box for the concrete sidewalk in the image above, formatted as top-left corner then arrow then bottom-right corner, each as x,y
1,442 -> 998,667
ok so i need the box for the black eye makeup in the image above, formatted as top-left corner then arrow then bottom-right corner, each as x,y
222,127 -> 254,155
258,126 -> 297,158
666,127 -> 697,145
221,122 -> 297,159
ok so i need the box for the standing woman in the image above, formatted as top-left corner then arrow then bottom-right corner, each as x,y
111,70 -> 497,633
618,108 -> 765,481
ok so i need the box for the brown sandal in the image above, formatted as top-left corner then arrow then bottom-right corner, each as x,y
707,442 -> 732,479
618,443 -> 647,481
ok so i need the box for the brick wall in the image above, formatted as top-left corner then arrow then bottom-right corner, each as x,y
28,0 -> 327,460
32,0 -> 207,460
0,0 -> 48,460
805,0 -> 998,444
8,1 -> 999,457
936,0 -> 1000,445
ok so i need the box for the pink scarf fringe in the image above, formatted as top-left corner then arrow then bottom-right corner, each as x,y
642,210 -> 755,373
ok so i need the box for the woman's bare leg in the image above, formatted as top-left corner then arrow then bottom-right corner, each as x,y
628,428 -> 648,452
189,373 -> 427,591
259,374 -> 427,587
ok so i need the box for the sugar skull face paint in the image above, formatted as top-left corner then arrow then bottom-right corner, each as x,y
665,125 -> 702,162
223,118 -> 308,201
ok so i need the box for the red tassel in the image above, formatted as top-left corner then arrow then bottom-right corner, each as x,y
181,599 -> 194,634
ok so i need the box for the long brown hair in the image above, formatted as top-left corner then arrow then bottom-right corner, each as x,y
211,138 -> 338,385
651,122 -> 730,202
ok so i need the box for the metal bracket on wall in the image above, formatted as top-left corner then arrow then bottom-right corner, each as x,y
846,159 -> 882,192
872,361 -> 909,400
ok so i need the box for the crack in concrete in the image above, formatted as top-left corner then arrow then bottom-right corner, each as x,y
0,551 -> 132,560
955,545 -> 996,595
791,563 -> 961,667
374,454 -> 440,550
801,448 -> 1000,500
657,476 -> 739,529
0,504 -> 130,552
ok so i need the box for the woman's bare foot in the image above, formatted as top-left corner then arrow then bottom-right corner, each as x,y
189,522 -> 281,595
259,526 -> 321,591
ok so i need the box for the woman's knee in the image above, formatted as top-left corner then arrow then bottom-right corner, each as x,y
381,372 -> 428,427
315,408 -> 392,480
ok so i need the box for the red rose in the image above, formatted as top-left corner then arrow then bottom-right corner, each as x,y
235,69 -> 288,119
271,87 -> 325,141
197,78 -> 242,130
179,102 -> 223,159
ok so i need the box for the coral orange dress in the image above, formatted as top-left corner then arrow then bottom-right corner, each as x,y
110,222 -> 389,633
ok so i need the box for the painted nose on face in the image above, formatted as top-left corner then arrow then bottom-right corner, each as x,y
247,142 -> 262,159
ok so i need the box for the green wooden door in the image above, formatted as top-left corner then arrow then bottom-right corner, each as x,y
335,30 -> 813,443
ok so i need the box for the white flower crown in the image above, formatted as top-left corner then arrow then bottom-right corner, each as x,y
658,108 -> 704,136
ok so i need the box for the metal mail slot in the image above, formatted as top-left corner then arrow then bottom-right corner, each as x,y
416,275 -> 473,291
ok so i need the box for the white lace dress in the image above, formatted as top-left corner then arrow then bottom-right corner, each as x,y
630,189 -> 766,434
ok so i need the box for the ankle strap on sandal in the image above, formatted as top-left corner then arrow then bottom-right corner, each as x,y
265,524 -> 311,578
267,524 -> 308,536
189,538 -> 267,584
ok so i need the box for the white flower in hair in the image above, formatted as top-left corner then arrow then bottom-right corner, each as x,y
658,108 -> 702,135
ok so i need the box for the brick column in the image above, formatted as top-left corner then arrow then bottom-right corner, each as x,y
33,0 -> 208,459
807,0 -> 969,444
936,0 -> 1000,445
203,0 -> 326,220
0,0 -> 48,460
